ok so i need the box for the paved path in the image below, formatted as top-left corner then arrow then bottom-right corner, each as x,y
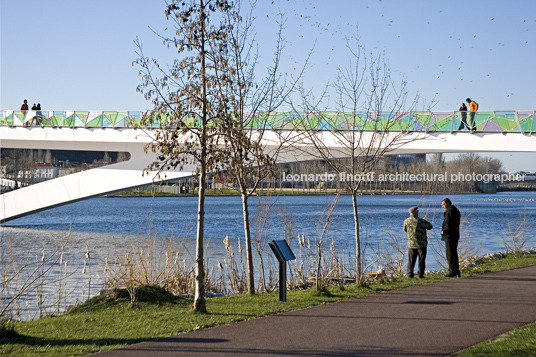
97,265 -> 536,356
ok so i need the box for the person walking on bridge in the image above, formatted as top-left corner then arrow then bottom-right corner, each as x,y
458,102 -> 469,130
403,206 -> 433,279
466,98 -> 479,130
441,198 -> 461,277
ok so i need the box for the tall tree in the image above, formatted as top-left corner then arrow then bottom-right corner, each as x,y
294,34 -> 425,283
220,5 -> 307,294
135,0 -> 238,312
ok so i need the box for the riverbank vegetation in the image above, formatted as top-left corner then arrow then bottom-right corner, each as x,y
1,252 -> 535,356
111,152 -> 508,198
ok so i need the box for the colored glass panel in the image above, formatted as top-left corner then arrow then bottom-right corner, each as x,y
74,111 -> 89,126
1,110 -> 536,131
412,112 -> 431,129
516,111 -> 534,133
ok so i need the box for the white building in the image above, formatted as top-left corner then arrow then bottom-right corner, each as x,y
34,163 -> 58,182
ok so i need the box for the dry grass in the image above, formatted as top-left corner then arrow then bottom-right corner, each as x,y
502,212 -> 533,256
103,230 -> 225,298
1,232 -> 70,325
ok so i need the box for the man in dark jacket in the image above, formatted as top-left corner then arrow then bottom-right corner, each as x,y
441,198 -> 461,277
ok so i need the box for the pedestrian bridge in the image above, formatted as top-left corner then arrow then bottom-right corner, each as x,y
1,110 -> 535,223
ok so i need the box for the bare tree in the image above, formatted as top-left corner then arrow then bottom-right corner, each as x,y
293,33 -> 425,282
220,5 -> 308,294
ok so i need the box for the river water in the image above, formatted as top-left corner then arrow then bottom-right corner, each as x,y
1,191 -> 535,319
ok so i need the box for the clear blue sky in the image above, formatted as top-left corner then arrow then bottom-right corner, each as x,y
1,0 -> 535,171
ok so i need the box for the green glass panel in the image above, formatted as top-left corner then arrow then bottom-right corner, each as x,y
86,118 -> 101,127
271,112 -> 290,129
473,112 -> 492,126
380,118 -> 400,130
50,112 -> 66,126
14,111 -> 25,121
99,114 -> 111,127
495,117 -> 519,131
429,119 -> 452,131
74,111 -> 89,126
413,112 -> 431,129
518,117 -> 532,131
330,113 -> 348,130
360,119 -> 377,130
5,113 -> 15,125
89,114 -> 105,126
181,116 -> 195,128
305,114 -> 321,129
138,112 -> 157,127
398,113 -> 413,130
531,115 -> 536,132
344,115 -> 360,130
104,111 -> 118,125
244,114 -> 262,128
39,117 -> 52,126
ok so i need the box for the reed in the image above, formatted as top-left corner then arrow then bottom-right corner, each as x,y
501,212 -> 533,256
0,233 -> 68,328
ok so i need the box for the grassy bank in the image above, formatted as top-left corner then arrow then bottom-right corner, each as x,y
1,253 -> 536,356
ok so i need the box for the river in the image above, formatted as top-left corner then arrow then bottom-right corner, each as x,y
1,191 -> 535,319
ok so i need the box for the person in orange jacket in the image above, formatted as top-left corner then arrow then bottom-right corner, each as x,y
466,98 -> 479,130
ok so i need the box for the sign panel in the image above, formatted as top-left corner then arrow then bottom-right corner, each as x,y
271,239 -> 296,261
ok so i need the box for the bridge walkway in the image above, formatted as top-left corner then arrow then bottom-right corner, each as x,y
97,264 -> 536,356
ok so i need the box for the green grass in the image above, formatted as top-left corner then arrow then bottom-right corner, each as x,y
454,322 -> 536,356
1,254 -> 536,356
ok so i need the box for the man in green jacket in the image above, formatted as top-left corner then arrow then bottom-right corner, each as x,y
403,206 -> 433,278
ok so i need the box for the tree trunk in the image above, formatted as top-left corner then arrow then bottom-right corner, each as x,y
193,0 -> 207,313
241,188 -> 255,294
193,169 -> 207,312
352,192 -> 362,283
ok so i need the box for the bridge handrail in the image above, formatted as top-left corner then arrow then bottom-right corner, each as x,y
1,110 -> 535,132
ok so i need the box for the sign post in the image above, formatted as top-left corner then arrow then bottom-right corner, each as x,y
268,239 -> 296,302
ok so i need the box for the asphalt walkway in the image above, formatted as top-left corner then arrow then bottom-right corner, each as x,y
97,264 -> 536,356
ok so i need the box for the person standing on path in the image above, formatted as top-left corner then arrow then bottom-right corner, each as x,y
466,98 -> 479,130
441,198 -> 461,277
403,206 -> 433,278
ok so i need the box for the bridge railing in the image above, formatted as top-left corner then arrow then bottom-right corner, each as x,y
1,110 -> 535,132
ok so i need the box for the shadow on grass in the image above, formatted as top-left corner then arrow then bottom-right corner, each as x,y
0,334 -> 147,347
205,311 -> 260,318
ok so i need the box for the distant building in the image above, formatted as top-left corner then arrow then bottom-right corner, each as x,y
90,161 -> 113,169
390,154 -> 426,168
73,163 -> 90,173
34,162 -> 58,182
58,166 -> 74,177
